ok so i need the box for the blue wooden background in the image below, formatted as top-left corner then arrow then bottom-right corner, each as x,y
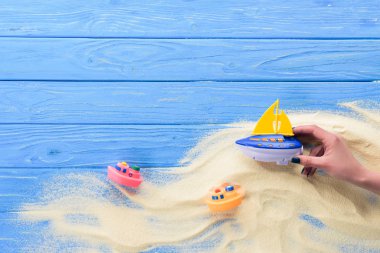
1,1 -> 380,252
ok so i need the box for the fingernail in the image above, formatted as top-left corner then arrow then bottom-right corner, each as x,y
301,168 -> 305,174
291,157 -> 300,164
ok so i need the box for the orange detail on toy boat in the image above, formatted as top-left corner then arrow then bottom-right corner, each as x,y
107,161 -> 143,188
206,183 -> 244,212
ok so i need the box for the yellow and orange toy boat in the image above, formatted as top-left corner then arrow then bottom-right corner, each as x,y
206,183 -> 244,212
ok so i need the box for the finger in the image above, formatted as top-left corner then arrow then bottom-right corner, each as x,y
293,125 -> 332,143
309,144 -> 324,158
292,155 -> 325,168
302,167 -> 311,176
301,145 -> 324,176
308,145 -> 325,177
308,167 -> 318,177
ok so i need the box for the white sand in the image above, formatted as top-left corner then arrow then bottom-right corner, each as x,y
20,103 -> 380,252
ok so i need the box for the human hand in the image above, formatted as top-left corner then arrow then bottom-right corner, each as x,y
291,125 -> 366,183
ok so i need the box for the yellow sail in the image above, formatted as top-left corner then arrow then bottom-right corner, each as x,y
252,99 -> 294,136
277,110 -> 294,136
252,100 -> 279,135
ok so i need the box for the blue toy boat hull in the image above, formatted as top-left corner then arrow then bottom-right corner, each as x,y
235,134 -> 302,165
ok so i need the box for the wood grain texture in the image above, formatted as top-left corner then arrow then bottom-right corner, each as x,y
0,212 -> 21,252
0,169 -> 179,250
0,170 -> 41,212
0,124 -> 221,168
0,169 -> 94,212
0,168 -> 185,251
0,0 -> 380,38
0,169 -> 104,250
1,39 -> 380,81
1,0 -> 380,251
0,81 -> 379,124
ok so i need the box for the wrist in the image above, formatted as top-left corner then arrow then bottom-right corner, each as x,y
350,166 -> 380,194
350,164 -> 371,186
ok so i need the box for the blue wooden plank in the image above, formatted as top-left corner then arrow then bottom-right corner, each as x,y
0,170 -> 55,252
0,39 -> 379,81
0,175 -> 39,212
0,169 -> 94,212
0,168 -> 184,252
0,124 -> 221,168
0,212 -> 21,252
0,169 -> 103,252
0,167 -> 179,212
0,81 -> 378,124
0,1 -> 379,38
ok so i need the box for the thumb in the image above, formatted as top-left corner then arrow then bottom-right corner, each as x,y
292,155 -> 325,168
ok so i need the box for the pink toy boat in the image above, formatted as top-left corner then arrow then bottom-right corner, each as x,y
107,161 -> 143,188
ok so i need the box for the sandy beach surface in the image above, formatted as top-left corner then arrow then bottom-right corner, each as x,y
19,102 -> 380,252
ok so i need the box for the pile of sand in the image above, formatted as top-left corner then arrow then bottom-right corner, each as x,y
20,102 -> 380,252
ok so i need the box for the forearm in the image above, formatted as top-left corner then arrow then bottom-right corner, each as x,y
350,165 -> 380,194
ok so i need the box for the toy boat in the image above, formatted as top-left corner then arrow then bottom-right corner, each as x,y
235,100 -> 302,165
206,183 -> 244,212
107,161 -> 143,188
